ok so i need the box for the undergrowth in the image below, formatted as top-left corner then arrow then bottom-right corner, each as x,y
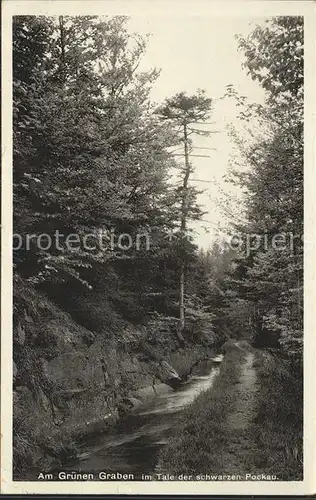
251,351 -> 303,480
158,342 -> 303,481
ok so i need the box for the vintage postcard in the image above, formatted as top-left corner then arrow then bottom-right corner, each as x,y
1,0 -> 315,495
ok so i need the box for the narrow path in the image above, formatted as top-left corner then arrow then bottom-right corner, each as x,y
227,351 -> 257,431
219,348 -> 260,475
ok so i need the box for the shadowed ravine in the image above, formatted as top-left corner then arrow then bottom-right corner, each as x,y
57,357 -> 223,480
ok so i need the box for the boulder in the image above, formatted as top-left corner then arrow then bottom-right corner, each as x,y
158,360 -> 182,388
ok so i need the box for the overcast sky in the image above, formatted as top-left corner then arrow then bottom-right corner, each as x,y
127,15 -> 267,248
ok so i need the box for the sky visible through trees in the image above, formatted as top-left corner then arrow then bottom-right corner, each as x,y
12,13 -> 303,354
10,12 -> 304,483
127,15 -> 267,247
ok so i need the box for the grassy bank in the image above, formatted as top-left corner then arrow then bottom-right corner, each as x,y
158,342 -> 303,480
157,343 -> 248,475
251,351 -> 303,480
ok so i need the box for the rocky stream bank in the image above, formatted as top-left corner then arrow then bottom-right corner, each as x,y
13,280 -> 219,479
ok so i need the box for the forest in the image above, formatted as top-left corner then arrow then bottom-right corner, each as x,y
12,15 -> 303,481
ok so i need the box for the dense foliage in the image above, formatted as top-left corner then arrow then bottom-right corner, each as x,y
13,16 -> 219,343
13,15 -> 304,357
12,14 -> 304,481
224,16 -> 303,362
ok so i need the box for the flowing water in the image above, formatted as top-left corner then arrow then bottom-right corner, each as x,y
59,355 -> 223,480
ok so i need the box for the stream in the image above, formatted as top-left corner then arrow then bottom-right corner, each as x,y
58,355 -> 223,480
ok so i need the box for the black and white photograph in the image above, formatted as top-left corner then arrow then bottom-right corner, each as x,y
1,0 -> 315,495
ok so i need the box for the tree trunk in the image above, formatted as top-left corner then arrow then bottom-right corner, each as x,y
178,121 -> 190,338
179,263 -> 185,331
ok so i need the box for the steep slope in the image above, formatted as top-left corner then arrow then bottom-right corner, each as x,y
13,278 -> 216,479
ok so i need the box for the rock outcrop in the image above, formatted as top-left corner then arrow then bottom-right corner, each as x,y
13,279 -> 216,479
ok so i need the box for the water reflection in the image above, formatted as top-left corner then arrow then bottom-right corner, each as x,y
60,356 -> 223,479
